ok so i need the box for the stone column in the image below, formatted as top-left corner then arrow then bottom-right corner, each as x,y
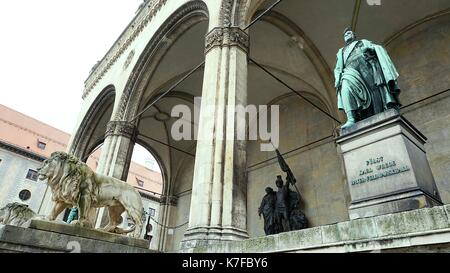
94,120 -> 137,228
157,195 -> 178,251
96,120 -> 137,180
181,27 -> 249,249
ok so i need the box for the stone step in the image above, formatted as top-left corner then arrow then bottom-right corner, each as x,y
0,219 -> 157,253
183,204 -> 450,253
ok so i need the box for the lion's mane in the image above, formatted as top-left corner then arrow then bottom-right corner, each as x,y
47,152 -> 98,205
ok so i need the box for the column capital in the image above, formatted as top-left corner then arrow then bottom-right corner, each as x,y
105,120 -> 137,139
160,195 -> 178,206
205,27 -> 249,54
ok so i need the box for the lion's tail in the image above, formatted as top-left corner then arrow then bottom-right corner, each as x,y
113,225 -> 136,234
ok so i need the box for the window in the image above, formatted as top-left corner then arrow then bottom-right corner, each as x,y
148,208 -> 155,217
26,169 -> 38,181
127,217 -> 135,228
136,177 -> 144,187
19,189 -> 31,201
37,140 -> 46,150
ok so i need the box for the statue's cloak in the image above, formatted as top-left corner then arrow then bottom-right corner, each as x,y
334,39 -> 399,91
334,39 -> 401,112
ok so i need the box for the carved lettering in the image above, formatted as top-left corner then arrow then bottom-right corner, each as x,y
351,156 -> 410,186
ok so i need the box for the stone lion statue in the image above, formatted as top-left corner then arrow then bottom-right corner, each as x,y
37,151 -> 143,237
0,202 -> 37,227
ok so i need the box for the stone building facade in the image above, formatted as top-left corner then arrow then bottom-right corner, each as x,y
68,0 -> 450,251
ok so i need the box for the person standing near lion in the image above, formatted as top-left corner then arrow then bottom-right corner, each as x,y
37,151 -> 144,238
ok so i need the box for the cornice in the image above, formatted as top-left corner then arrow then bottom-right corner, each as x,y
83,0 -> 168,99
0,140 -> 47,162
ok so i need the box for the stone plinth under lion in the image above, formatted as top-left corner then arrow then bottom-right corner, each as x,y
37,151 -> 144,238
0,202 -> 153,253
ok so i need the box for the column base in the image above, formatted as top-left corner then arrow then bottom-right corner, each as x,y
180,226 -> 248,250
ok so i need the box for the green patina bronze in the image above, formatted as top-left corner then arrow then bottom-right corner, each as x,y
335,28 -> 401,128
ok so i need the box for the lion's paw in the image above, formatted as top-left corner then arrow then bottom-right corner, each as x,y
70,219 -> 92,228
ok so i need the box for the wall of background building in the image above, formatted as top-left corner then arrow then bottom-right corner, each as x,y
0,149 -> 47,212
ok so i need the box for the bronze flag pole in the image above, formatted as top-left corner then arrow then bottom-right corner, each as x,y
269,141 -> 302,199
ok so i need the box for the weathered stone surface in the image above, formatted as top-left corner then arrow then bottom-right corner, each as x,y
0,223 -> 156,253
444,205 -> 450,226
337,217 -> 378,241
184,205 -> 450,253
278,227 -> 322,250
321,224 -> 342,245
28,219 -> 149,248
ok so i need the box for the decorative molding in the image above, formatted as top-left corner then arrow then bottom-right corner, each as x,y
205,27 -> 249,54
229,27 -> 249,51
234,0 -> 251,27
116,1 -> 208,121
219,0 -> 233,27
159,195 -> 178,205
83,0 -> 168,99
205,28 -> 224,52
123,49 -> 135,70
105,121 -> 137,139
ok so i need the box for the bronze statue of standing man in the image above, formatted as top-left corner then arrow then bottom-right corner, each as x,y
275,175 -> 291,232
335,28 -> 401,128
258,187 -> 277,235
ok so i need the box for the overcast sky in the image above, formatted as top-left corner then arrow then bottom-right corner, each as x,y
0,0 -> 160,171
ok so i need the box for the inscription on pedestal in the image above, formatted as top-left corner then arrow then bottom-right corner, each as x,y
351,156 -> 411,186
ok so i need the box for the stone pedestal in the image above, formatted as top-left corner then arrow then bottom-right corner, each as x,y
0,219 -> 155,253
335,109 -> 442,220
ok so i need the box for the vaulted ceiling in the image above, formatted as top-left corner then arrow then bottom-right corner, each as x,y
130,0 -> 450,188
